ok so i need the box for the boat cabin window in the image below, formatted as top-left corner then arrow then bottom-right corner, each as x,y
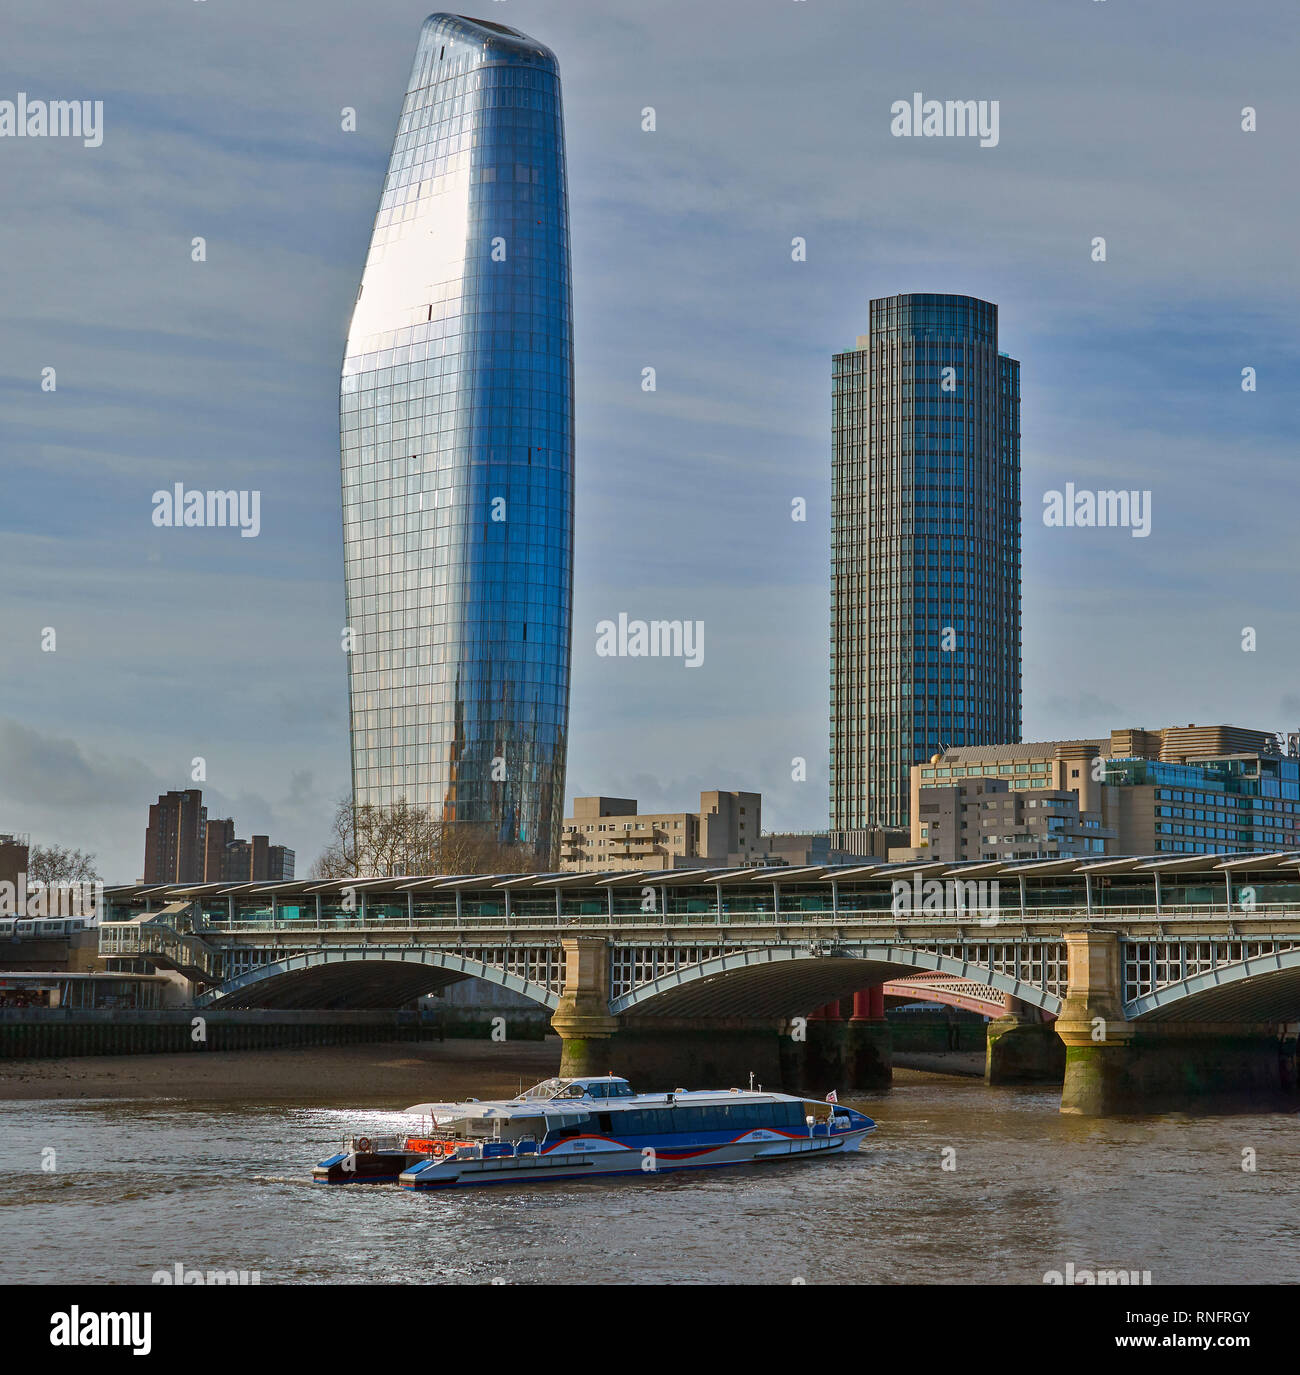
544,1119 -> 591,1140
581,1079 -> 634,1099
611,1102 -> 807,1135
520,1077 -> 635,1102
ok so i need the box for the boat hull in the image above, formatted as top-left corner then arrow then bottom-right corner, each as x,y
398,1127 -> 874,1189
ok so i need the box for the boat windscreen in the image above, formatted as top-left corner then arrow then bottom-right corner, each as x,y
518,1078 -> 565,1100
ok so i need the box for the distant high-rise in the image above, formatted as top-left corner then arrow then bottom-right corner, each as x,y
218,836 -> 295,883
830,293 -> 1021,830
340,14 -> 574,865
143,790 -> 207,884
144,793 -> 294,884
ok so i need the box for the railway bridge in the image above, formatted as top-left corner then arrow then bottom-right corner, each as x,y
96,854 -> 1300,1114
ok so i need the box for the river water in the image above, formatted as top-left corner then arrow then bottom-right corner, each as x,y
3,1075 -> 1298,1285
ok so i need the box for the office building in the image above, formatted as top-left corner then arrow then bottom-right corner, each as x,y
909,724 -> 1300,857
911,777 -> 1114,862
831,293 -> 1021,832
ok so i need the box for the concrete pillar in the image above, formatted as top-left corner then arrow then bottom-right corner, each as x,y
1056,930 -> 1135,1114
551,937 -> 620,1078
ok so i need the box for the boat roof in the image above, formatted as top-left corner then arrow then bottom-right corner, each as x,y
401,1079 -> 809,1119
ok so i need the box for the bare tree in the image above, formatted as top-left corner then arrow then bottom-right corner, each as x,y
28,844 -> 101,884
311,798 -> 547,878
311,796 -> 438,878
434,821 -> 546,876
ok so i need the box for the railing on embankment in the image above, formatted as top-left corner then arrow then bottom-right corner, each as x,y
0,1008 -> 446,1059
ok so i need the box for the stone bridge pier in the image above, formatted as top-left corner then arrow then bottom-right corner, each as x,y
1058,931 -> 1298,1115
985,997 -> 1065,1086
550,937 -> 892,1095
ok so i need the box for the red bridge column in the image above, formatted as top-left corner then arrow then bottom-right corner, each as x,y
851,987 -> 885,1021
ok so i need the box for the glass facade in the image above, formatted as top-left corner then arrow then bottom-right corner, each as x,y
831,294 -> 1021,830
1104,755 -> 1300,853
340,15 -> 573,864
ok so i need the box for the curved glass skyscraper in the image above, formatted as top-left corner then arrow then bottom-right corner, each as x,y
340,14 -> 573,863
830,293 -> 1021,831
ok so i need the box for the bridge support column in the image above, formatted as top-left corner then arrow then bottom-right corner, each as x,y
985,996 -> 1064,1086
847,988 -> 892,1091
805,992 -> 892,1095
551,937 -> 620,1078
1056,931 -> 1136,1115
803,1001 -> 848,1096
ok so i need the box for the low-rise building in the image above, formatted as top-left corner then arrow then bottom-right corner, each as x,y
560,792 -> 765,872
912,777 -> 1114,862
765,829 -> 907,867
910,724 -> 1300,858
560,794 -> 904,872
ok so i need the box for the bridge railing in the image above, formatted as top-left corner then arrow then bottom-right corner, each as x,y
182,899 -> 1287,936
99,920 -> 220,981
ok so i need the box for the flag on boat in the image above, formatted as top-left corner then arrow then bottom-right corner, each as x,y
826,1090 -> 838,1103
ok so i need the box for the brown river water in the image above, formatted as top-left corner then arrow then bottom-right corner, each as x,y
2,1058 -> 1298,1285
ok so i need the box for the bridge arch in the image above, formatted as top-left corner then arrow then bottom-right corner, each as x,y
1126,946 -> 1300,1023
195,947 -> 559,1011
611,945 -> 1061,1019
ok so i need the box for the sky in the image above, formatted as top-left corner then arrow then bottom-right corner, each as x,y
0,0 -> 1295,881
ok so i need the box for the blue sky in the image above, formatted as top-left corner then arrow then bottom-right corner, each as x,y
0,0 -> 1295,880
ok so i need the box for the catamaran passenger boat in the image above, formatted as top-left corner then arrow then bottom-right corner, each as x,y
312,1075 -> 876,1189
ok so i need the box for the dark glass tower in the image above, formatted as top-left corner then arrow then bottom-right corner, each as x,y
340,14 -> 573,864
830,293 -> 1021,831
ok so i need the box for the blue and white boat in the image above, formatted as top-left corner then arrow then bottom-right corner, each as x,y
313,1075 -> 876,1189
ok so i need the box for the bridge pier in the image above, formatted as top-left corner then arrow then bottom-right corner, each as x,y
551,936 -> 620,1078
1053,932 -> 1299,1114
985,997 -> 1064,1086
803,991 -> 891,1095
1056,931 -> 1137,1115
847,988 -> 892,1091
